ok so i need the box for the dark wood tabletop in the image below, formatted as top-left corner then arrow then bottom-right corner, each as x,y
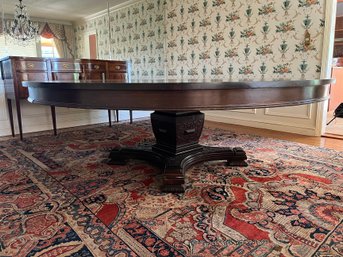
22,79 -> 332,111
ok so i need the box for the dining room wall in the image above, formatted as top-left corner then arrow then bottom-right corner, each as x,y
166,0 -> 325,81
74,0 -> 166,80
75,0 -> 326,81
74,0 -> 331,136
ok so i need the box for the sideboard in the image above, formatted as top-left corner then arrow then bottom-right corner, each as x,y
0,56 -> 129,140
79,59 -> 133,125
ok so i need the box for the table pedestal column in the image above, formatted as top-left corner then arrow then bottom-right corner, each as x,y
109,111 -> 248,193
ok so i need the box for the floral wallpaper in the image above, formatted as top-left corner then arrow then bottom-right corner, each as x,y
74,0 -> 166,80
74,0 -> 326,81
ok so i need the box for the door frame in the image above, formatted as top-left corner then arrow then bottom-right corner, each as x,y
83,29 -> 98,59
317,0 -> 337,136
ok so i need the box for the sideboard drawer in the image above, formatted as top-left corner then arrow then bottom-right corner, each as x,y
51,61 -> 81,72
82,71 -> 106,80
17,72 -> 49,82
107,62 -> 127,72
83,62 -> 106,71
52,72 -> 80,81
16,60 -> 48,71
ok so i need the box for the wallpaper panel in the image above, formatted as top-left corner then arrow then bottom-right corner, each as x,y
74,0 -> 166,80
74,0 -> 326,81
165,0 -> 325,81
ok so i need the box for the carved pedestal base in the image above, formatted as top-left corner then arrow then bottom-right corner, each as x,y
108,111 -> 248,193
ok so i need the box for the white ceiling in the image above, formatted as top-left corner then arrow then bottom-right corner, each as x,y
1,0 -> 128,22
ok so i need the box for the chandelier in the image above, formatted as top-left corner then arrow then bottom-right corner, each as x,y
7,0 -> 39,44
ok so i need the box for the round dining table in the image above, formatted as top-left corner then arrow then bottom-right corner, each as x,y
23,79 -> 332,193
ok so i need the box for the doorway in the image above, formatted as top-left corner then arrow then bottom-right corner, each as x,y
83,30 -> 97,59
89,34 -> 97,59
325,1 -> 343,138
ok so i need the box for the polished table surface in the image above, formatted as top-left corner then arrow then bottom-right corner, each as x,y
23,79 -> 331,110
23,79 -> 332,193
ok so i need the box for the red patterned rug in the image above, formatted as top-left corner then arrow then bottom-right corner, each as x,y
0,120 -> 342,257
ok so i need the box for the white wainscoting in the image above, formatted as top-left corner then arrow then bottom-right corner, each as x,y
0,81 -> 10,136
205,103 -> 320,136
0,83 -> 151,137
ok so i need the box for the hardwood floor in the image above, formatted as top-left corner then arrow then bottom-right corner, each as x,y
325,111 -> 343,137
205,121 -> 343,152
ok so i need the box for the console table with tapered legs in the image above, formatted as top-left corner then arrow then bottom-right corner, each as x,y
0,56 -> 129,140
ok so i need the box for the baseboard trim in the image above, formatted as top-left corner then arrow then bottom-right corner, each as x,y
322,133 -> 343,140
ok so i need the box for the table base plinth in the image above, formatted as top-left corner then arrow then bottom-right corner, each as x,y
108,145 -> 247,193
108,111 -> 248,193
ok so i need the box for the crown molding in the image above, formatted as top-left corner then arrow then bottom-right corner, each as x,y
77,0 -> 142,23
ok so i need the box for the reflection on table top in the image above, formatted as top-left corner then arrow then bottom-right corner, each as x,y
23,79 -> 333,91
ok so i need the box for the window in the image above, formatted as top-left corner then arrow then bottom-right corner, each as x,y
40,37 -> 59,58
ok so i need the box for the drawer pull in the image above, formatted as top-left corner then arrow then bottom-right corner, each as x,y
27,63 -> 34,69
115,65 -> 121,70
185,129 -> 196,135
62,64 -> 70,69
94,65 -> 100,70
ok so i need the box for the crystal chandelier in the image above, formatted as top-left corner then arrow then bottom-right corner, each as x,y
7,0 -> 38,44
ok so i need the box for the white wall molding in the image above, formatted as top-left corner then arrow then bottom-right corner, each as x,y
20,109 -> 109,130
205,110 -> 317,136
0,99 -> 150,137
230,109 -> 257,114
205,110 -> 316,127
264,105 -> 312,120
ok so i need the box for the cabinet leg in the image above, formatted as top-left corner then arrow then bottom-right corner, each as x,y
129,110 -> 133,124
7,99 -> 15,137
15,99 -> 23,140
116,110 -> 119,122
51,106 -> 57,136
108,110 -> 112,127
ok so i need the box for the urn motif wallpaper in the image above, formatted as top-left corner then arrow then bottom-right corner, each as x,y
74,0 -> 326,81
74,0 -> 166,80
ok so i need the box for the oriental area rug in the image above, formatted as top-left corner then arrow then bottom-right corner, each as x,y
0,120 -> 342,257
